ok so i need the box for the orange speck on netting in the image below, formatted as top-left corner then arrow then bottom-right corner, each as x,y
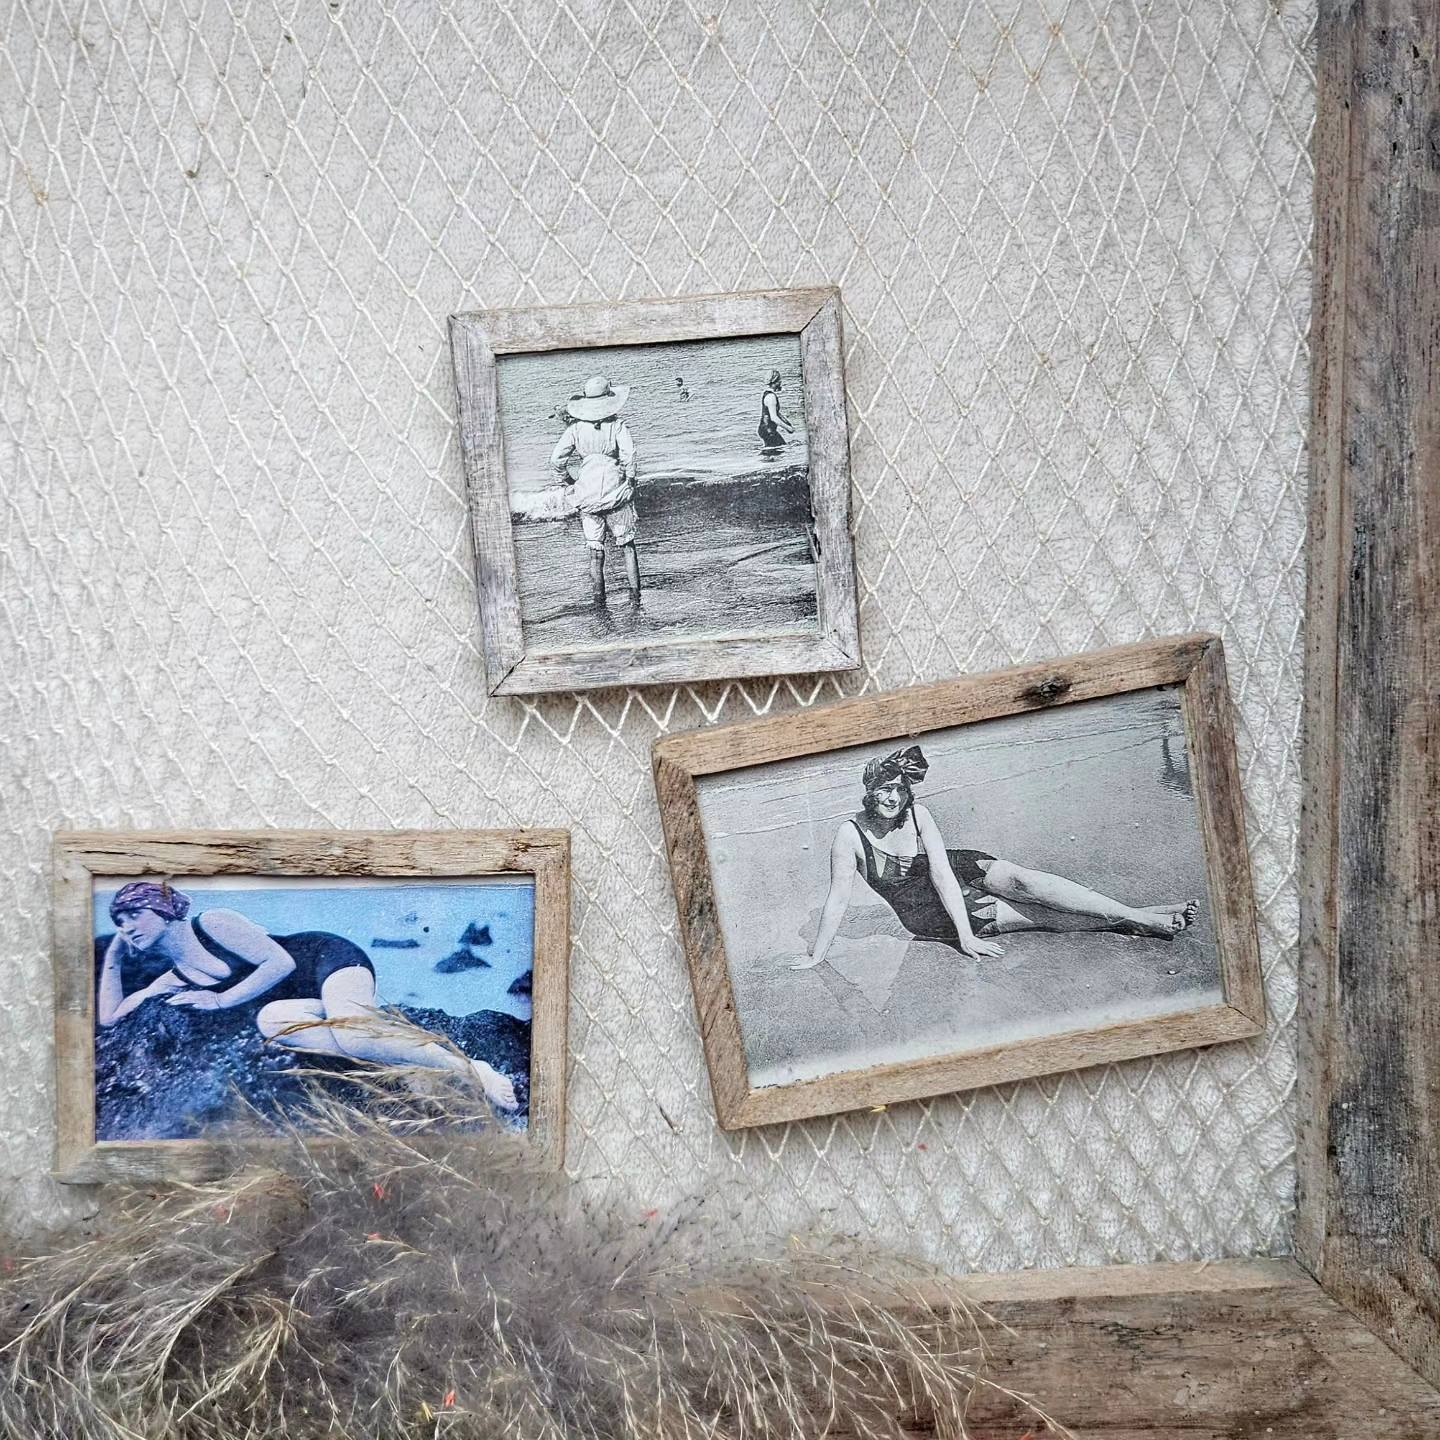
443,1390 -> 456,1408
916,1143 -> 928,1151
365,1232 -> 383,1242
372,1182 -> 386,1201
642,1209 -> 658,1221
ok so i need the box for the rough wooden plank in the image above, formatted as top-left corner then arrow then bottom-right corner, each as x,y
652,753 -> 753,1125
799,292 -> 861,666
472,287 -> 836,354
723,1003 -> 1258,1131
1184,638 -> 1265,1025
911,1260 -> 1440,1439
494,633 -> 856,697
449,315 -> 527,687
1298,0 -> 1440,1390
690,1262 -> 1440,1436
523,833 -> 571,1170
653,634 -> 1213,778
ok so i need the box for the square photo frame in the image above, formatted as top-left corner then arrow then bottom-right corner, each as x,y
449,287 -> 861,695
51,829 -> 570,1182
654,635 -> 1264,1130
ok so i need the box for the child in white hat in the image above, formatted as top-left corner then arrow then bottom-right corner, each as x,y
549,375 -> 641,604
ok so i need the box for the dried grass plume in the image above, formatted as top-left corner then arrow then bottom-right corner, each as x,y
1,1066 -> 1067,1439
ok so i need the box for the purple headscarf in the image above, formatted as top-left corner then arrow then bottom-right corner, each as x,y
109,881 -> 191,923
862,744 -> 928,793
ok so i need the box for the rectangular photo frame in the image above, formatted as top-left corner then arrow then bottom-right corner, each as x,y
449,287 -> 861,695
52,829 -> 570,1182
653,635 -> 1264,1130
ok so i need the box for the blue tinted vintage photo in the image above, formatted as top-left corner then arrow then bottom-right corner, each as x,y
92,875 -> 536,1141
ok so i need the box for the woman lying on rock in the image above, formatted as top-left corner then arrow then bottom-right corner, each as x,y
97,882 -> 517,1110
786,746 -> 1197,971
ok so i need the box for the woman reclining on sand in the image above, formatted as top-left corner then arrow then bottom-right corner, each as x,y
786,746 -> 1196,971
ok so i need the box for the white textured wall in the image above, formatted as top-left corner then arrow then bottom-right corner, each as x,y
2,0 -> 1313,1269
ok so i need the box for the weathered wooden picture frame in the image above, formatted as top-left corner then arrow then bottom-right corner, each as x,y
654,634 -> 1263,1131
51,829 -> 570,1183
449,286 -> 861,696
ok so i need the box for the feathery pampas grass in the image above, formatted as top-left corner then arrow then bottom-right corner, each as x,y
1,1063 -> 1068,1439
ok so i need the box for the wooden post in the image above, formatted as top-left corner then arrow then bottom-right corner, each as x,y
1298,0 -> 1440,1388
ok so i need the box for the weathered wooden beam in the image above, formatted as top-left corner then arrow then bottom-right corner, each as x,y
884,1261 -> 1440,1438
1298,0 -> 1440,1392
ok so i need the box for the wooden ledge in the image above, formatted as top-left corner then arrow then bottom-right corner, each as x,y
894,1259 -> 1440,1438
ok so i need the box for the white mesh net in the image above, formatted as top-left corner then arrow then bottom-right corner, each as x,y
1,0 -> 1312,1268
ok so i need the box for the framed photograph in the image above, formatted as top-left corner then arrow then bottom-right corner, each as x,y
51,829 -> 570,1182
449,286 -> 861,695
653,635 -> 1264,1130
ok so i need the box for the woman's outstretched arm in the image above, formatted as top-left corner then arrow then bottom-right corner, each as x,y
786,824 -> 860,970
914,806 -> 1004,959
165,910 -> 296,1011
97,937 -> 185,1025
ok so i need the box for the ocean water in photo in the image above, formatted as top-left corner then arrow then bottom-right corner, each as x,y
496,333 -> 820,653
93,877 -> 536,1020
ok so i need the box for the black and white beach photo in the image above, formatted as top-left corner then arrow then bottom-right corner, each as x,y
496,333 -> 819,653
694,688 -> 1224,1091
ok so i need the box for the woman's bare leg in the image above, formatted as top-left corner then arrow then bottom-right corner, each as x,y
621,540 -> 641,596
259,968 -> 517,1109
258,998 -> 335,1049
975,860 -> 1195,939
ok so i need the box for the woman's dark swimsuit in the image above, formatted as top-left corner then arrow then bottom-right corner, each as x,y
178,915 -> 374,1009
758,389 -> 786,447
851,816 -> 996,943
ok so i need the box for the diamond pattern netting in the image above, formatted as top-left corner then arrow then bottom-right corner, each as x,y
1,0 -> 1312,1268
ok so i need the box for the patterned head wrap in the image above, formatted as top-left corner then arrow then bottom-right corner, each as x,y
109,881 -> 191,923
862,744 -> 929,793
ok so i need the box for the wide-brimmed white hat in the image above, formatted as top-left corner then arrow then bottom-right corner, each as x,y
566,374 -> 629,422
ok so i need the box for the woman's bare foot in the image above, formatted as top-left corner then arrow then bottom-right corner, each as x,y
1114,901 -> 1198,939
1154,900 -> 1198,931
471,1059 -> 518,1110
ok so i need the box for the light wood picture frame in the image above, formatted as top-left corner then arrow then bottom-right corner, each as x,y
654,634 -> 1263,1130
52,829 -> 570,1183
449,286 -> 861,695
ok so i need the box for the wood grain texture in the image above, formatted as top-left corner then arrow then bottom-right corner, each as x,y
1184,638 -> 1265,1025
1297,0 -> 1440,1390
798,292 -> 861,666
898,1261 -> 1440,1439
449,316 -> 526,686
654,633 -> 1213,777
654,635 -> 1265,1130
470,286 -> 837,354
51,829 -> 571,1183
448,287 -> 863,696
687,1261 -> 1440,1436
